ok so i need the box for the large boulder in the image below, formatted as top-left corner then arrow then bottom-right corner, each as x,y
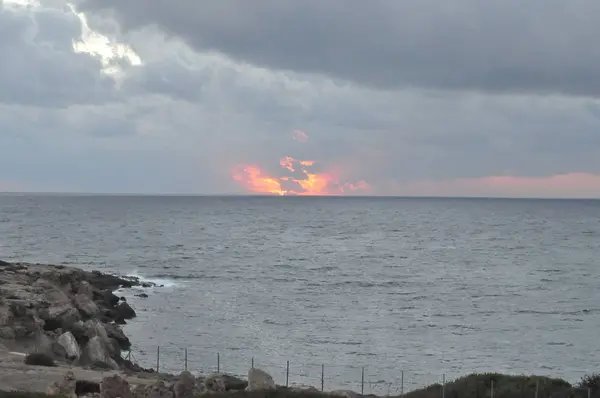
58,331 -> 81,360
74,293 -> 100,318
100,374 -> 133,398
115,301 -> 136,320
77,281 -> 94,299
46,371 -> 77,398
174,371 -> 196,398
246,367 -> 276,391
79,336 -> 119,370
39,302 -> 81,331
104,322 -> 131,350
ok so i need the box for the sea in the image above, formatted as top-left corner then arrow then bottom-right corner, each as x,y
1,195 -> 599,394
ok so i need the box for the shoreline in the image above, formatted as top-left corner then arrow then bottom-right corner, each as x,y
1,261 -> 599,398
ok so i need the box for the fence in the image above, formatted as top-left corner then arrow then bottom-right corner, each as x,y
122,345 -> 597,397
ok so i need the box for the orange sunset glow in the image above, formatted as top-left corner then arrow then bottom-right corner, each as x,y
231,131 -> 369,196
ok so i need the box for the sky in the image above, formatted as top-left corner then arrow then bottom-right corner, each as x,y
1,0 -> 600,197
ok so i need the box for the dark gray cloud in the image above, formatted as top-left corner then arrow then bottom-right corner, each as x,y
76,0 -> 600,96
2,1 -> 600,196
0,5 -> 117,107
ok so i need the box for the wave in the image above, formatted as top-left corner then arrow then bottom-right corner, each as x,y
126,270 -> 179,288
146,273 -> 220,280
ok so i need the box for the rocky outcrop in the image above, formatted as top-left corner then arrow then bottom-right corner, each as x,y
0,261 -> 153,372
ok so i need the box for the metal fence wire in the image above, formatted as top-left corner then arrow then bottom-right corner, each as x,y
123,346 -> 597,397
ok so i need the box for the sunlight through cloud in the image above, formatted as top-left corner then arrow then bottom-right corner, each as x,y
67,3 -> 142,78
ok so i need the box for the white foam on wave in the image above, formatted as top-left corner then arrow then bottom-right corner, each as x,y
126,270 -> 179,288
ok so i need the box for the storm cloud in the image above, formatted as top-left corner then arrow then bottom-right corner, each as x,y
1,0 -> 600,197
76,0 -> 600,97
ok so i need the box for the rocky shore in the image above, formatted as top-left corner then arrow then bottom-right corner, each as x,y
0,261 -> 153,372
0,261 -> 312,397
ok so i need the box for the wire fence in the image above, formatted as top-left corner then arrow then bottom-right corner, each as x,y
122,345 -> 596,397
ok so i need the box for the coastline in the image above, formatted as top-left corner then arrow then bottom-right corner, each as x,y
1,261 -> 599,398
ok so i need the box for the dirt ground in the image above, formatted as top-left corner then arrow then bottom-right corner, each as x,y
0,344 -> 157,392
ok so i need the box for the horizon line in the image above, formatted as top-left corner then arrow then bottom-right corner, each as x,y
0,192 -> 598,200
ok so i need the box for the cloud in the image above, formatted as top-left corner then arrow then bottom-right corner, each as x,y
75,0 -> 600,97
377,173 -> 600,198
1,0 -> 600,197
0,3 -> 119,107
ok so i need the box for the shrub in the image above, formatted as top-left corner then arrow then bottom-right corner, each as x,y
24,353 -> 56,367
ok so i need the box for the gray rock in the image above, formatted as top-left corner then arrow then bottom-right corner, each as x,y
74,293 -> 100,318
58,331 -> 81,360
246,367 -> 276,391
78,281 -> 95,299
100,374 -> 133,398
115,301 -> 136,320
174,371 -> 196,398
331,390 -> 361,398
104,322 -> 131,350
80,336 -> 119,370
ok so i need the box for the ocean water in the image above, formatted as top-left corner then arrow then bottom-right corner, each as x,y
1,195 -> 600,393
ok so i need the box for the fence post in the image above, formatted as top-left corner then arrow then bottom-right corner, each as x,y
361,366 -> 365,397
156,346 -> 160,373
442,374 -> 445,398
401,370 -> 404,396
184,348 -> 188,371
251,357 -> 254,368
286,360 -> 290,388
490,379 -> 494,398
321,364 -> 324,392
588,388 -> 591,398
535,379 -> 539,398
217,352 -> 220,373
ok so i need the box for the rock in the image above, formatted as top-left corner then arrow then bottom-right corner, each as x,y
100,374 -> 133,398
246,367 -> 276,391
94,290 -> 120,308
39,303 -> 81,331
32,331 -> 55,356
290,384 -> 320,392
58,331 -> 81,360
80,336 -> 119,370
84,319 -> 110,342
133,381 -> 173,398
104,322 -> 131,350
136,293 -> 149,298
46,371 -> 77,398
78,281 -> 95,299
174,371 -> 196,398
204,374 -> 226,392
331,390 -> 361,398
74,293 -> 100,318
115,301 -> 136,320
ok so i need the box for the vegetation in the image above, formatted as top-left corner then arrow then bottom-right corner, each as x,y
3,373 -> 600,398
23,353 -> 56,367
